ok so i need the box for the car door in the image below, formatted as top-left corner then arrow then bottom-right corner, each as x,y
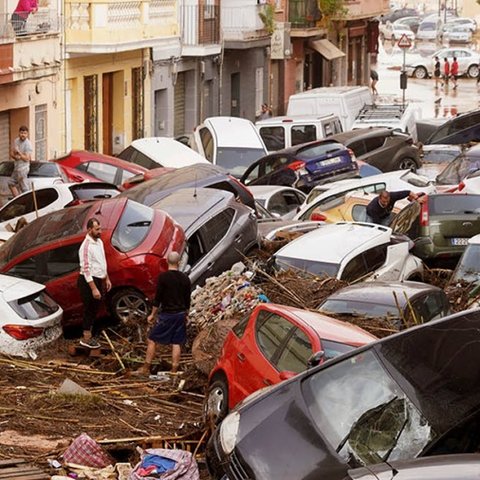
361,135 -> 390,168
267,190 -> 306,218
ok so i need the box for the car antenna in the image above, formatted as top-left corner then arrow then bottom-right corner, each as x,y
193,173 -> 197,198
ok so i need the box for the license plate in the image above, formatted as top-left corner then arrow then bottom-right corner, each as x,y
317,157 -> 342,167
451,237 -> 469,246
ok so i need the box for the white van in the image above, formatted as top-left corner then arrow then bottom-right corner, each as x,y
255,114 -> 343,152
192,116 -> 268,178
286,86 -> 373,130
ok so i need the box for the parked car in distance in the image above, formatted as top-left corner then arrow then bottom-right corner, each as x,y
151,188 -> 258,287
273,222 -> 423,282
416,15 -> 443,41
406,47 -> 479,79
53,150 -> 148,187
380,22 -> 415,41
447,17 -> 477,32
319,280 -> 451,328
441,24 -> 472,43
0,182 -> 120,233
418,144 -> 463,181
0,161 -> 67,206
329,128 -> 421,172
240,140 -> 358,192
120,163 -> 256,212
434,145 -> 480,186
206,309 -> 480,480
393,16 -> 421,33
452,233 -> 480,285
206,303 -> 376,422
192,117 -> 268,178
256,114 -> 343,152
390,193 -> 480,260
0,198 -> 185,326
0,274 -> 62,358
118,137 -> 209,170
248,185 -> 306,219
380,8 -> 418,24
425,110 -> 480,145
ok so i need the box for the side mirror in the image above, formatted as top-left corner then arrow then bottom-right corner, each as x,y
307,351 -> 325,368
279,371 -> 296,381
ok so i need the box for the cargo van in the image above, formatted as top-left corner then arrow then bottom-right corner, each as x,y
255,114 -> 343,152
286,86 -> 373,130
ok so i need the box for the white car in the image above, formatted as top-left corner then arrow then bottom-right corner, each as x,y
248,185 -> 306,220
273,222 -> 423,282
406,47 -> 480,79
0,161 -> 67,207
118,137 -> 209,169
0,182 -> 120,232
381,22 -> 415,41
295,170 -> 435,221
447,17 -> 477,32
0,274 -> 62,358
451,170 -> 480,194
441,24 -> 472,43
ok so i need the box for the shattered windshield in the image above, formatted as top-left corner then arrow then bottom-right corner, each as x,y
453,245 -> 480,284
436,154 -> 480,185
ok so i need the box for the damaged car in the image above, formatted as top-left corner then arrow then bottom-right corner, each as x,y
207,309 -> 480,479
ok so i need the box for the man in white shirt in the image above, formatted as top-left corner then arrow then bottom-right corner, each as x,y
9,125 -> 32,197
78,218 -> 111,348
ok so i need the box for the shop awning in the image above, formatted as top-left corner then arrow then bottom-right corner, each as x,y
308,39 -> 345,61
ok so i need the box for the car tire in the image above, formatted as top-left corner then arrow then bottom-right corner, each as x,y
468,64 -> 479,79
394,157 -> 417,172
413,66 -> 428,79
109,288 -> 149,324
205,378 -> 229,425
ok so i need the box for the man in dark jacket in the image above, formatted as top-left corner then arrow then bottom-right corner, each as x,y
366,190 -> 423,225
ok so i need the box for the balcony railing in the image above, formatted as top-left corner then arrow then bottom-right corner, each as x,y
222,4 -> 268,41
288,0 -> 322,28
180,3 -> 220,46
0,9 -> 60,42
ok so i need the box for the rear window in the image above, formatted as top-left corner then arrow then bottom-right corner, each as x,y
274,255 -> 339,277
259,127 -> 285,151
429,195 -> 480,215
216,147 -> 266,178
111,200 -> 154,252
296,142 -> 344,161
320,299 -> 401,320
8,290 -> 59,319
118,146 -> 159,170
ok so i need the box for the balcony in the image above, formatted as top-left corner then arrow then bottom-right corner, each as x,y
221,3 -> 270,48
288,0 -> 324,36
180,2 -> 221,56
0,9 -> 61,85
65,0 -> 179,54
344,0 -> 389,19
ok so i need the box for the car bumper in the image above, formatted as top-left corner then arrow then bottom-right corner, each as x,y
413,237 -> 467,260
295,167 -> 358,191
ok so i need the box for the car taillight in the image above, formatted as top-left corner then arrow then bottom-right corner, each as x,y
287,160 -> 306,171
310,212 -> 327,221
420,201 -> 429,226
458,181 -> 466,191
3,325 -> 44,340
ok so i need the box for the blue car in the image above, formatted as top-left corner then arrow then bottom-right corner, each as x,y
240,140 -> 358,192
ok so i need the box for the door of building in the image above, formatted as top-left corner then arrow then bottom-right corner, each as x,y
0,112 -> 9,162
102,72 -> 113,155
231,72 -> 240,117
174,72 -> 186,136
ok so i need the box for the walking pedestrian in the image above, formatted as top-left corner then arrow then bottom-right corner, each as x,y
77,218 -> 111,349
9,125 -> 32,198
451,57 -> 459,90
442,57 -> 450,88
135,252 -> 191,376
433,56 -> 441,89
10,0 -> 38,35
370,69 -> 379,96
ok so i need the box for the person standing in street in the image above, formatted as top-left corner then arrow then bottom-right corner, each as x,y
433,56 -> 441,89
78,218 -> 111,349
135,252 -> 191,376
11,0 -> 38,35
450,57 -> 459,90
366,190 -> 424,226
442,57 -> 450,88
370,69 -> 379,96
9,125 -> 32,198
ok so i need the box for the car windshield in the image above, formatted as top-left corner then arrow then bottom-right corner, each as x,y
216,148 -> 266,178
320,299 -> 401,320
274,255 -> 340,277
429,195 -> 480,215
422,148 -> 461,164
453,245 -> 480,284
111,200 -> 153,252
0,205 -> 91,268
436,154 -> 480,185
296,142 -> 344,161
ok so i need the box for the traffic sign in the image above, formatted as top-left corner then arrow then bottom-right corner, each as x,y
397,33 -> 412,49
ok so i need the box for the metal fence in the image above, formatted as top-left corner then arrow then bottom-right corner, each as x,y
0,9 -> 60,40
180,3 -> 220,46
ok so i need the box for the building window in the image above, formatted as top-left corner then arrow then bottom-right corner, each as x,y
35,104 -> 47,161
132,67 -> 144,141
84,75 -> 98,151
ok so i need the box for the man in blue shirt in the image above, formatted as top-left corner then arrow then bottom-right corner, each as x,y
366,190 -> 423,225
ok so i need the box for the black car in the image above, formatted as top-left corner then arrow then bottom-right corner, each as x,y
119,163 -> 256,211
330,128 -> 421,172
207,308 -> 480,479
425,110 -> 480,145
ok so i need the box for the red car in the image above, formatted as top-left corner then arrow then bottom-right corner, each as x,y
206,303 -> 376,422
122,167 -> 176,190
54,151 -> 148,187
0,198 -> 185,326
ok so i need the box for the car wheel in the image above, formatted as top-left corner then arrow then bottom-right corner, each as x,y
413,66 -> 428,79
109,288 -> 149,324
205,378 -> 229,425
395,157 -> 417,172
468,64 -> 479,78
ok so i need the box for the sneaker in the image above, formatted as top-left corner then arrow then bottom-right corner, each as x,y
80,337 -> 101,349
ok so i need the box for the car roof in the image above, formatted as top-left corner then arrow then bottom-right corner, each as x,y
202,117 -> 265,149
330,127 -> 395,143
56,151 -> 148,173
324,281 -> 441,307
275,222 -> 391,263
290,86 -> 370,98
256,114 -> 338,126
248,185 -> 304,199
152,187 -> 235,231
264,303 -> 377,345
128,138 -> 208,167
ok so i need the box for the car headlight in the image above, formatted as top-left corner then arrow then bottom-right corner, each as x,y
219,411 -> 240,455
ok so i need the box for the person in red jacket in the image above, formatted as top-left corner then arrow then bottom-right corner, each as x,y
442,57 -> 450,88
11,0 -> 37,35
451,57 -> 459,90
